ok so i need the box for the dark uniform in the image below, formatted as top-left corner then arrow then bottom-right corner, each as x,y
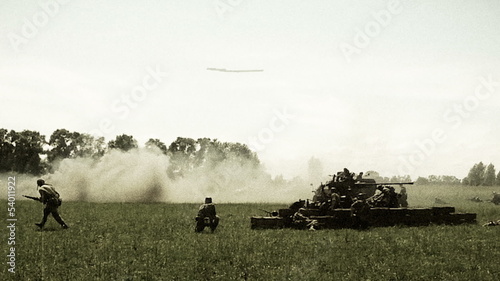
398,186 -> 408,207
368,185 -> 399,208
35,179 -> 68,229
492,192 -> 500,205
355,172 -> 364,182
195,197 -> 220,233
350,193 -> 371,229
327,188 -> 341,212
339,168 -> 353,182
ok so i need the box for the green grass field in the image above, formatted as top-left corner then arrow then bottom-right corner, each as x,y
2,185 -> 500,280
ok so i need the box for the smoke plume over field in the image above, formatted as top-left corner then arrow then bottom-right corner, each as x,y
7,147 -> 311,203
7,147 -> 486,205
49,148 -> 170,202
3,148 -> 496,206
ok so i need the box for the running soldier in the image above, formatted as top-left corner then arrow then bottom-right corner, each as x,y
195,197 -> 220,233
32,179 -> 68,229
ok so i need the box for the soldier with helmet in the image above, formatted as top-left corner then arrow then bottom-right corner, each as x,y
195,197 -> 220,233
398,185 -> 409,207
33,179 -> 68,229
350,193 -> 371,229
292,208 -> 319,230
492,192 -> 500,205
329,187 -> 341,210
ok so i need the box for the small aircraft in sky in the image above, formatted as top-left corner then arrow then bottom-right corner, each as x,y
207,68 -> 263,72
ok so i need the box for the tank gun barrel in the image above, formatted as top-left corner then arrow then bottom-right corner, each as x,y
356,182 -> 414,185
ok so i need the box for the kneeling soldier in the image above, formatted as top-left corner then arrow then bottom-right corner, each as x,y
195,197 -> 219,233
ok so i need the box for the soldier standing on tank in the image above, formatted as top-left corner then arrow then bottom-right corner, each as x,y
339,168 -> 352,182
356,172 -> 364,182
335,171 -> 342,182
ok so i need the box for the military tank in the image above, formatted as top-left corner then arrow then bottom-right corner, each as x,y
251,169 -> 477,229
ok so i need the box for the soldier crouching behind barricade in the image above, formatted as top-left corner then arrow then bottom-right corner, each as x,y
292,209 -> 319,231
195,197 -> 220,233
368,185 -> 400,208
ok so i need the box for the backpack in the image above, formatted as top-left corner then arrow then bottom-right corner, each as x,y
40,184 -> 62,206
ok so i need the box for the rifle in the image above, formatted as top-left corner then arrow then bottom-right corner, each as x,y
356,182 -> 414,186
23,195 -> 40,201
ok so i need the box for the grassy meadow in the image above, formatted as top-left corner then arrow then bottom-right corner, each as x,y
2,184 -> 500,280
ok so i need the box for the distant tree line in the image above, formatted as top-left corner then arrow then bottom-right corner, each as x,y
3,128 -> 499,188
414,175 -> 461,186
0,128 -> 259,177
462,162 -> 500,186
413,162 -> 500,186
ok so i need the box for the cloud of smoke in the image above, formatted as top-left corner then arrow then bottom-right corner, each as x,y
4,148 -> 488,207
48,147 -> 170,202
8,147 -> 311,203
169,158 -> 310,203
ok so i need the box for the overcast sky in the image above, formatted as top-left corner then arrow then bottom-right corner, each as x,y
1,0 -> 499,180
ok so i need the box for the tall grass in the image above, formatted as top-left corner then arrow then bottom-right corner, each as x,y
2,185 -> 500,280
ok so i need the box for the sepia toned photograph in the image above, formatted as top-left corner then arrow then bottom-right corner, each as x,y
1,0 -> 500,280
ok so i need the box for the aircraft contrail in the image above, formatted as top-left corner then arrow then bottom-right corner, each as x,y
207,68 -> 263,72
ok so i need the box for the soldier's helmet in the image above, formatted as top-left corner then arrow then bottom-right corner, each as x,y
205,197 -> 212,204
37,179 -> 45,186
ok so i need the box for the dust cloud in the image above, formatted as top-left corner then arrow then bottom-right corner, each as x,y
3,149 -> 488,206
4,147 -> 311,203
48,148 -> 170,202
